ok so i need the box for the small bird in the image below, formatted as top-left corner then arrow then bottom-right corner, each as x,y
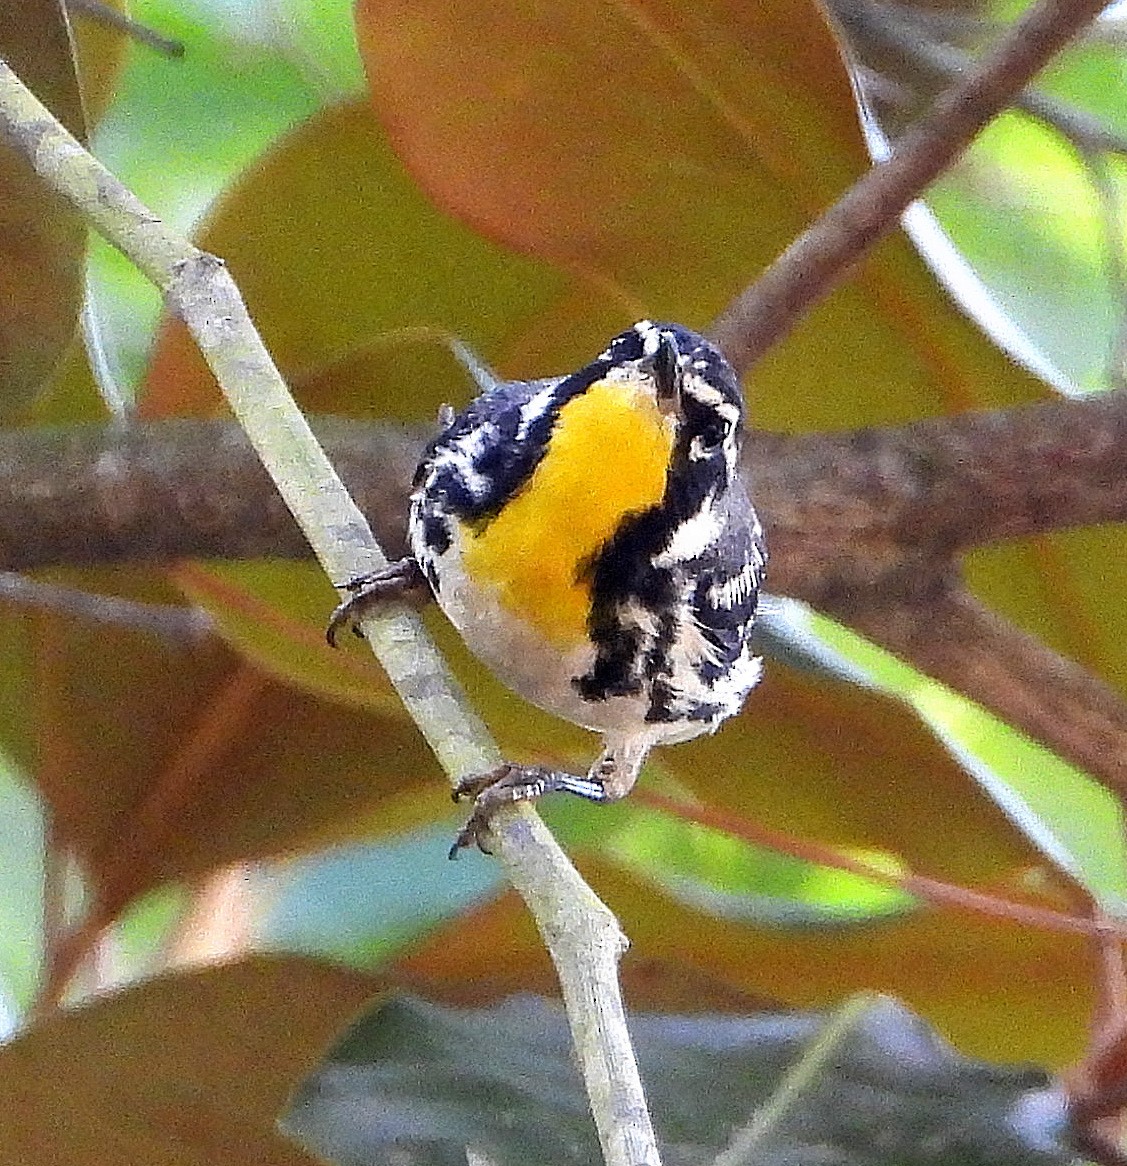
331,321 -> 766,855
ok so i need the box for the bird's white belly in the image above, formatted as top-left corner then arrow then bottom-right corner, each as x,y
431,543 -> 665,737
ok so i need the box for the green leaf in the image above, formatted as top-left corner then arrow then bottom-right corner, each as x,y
0,750 -> 44,1017
601,804 -> 916,927
286,993 -> 1071,1166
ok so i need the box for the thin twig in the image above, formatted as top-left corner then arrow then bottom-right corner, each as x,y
0,570 -> 211,641
635,789 -> 1127,942
0,55 -> 660,1166
39,819 -> 69,1014
66,0 -> 185,58
1072,930 -> 1127,1166
712,994 -> 877,1166
838,0 -> 1127,156
710,0 -> 1110,375
841,0 -> 1127,395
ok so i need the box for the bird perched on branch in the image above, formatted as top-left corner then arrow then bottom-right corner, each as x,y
330,321 -> 766,855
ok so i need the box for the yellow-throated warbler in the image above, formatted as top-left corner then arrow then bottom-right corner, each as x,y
331,321 -> 766,854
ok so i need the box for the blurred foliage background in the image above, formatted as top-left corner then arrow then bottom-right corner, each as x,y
3,0 -> 1127,1160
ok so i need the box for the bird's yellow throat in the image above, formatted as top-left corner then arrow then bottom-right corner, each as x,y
460,378 -> 675,646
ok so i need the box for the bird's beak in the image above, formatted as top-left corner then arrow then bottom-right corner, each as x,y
649,331 -> 681,415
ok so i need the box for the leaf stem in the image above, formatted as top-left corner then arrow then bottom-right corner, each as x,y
712,994 -> 878,1166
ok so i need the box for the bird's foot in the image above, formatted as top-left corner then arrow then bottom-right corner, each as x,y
326,556 -> 428,647
448,763 -> 609,858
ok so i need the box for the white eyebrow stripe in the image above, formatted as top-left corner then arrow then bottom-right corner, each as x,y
679,376 -> 740,418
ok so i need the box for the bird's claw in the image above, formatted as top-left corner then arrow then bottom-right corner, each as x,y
326,557 -> 427,646
448,763 -> 611,858
448,763 -> 562,858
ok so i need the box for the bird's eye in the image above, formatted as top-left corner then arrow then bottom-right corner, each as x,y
689,421 -> 728,462
696,417 -> 728,450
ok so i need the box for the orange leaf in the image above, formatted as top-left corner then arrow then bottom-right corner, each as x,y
0,958 -> 382,1166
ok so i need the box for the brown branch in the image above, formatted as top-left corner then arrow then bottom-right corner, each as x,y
836,0 -> 1127,157
759,389 -> 1127,605
709,0 -> 1110,376
4,402 -> 1127,802
0,417 -> 417,570
67,0 -> 185,58
8,395 -> 1127,592
840,586 -> 1127,801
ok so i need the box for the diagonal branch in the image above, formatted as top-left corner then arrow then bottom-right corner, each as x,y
838,585 -> 1127,802
709,0 -> 1111,375
834,0 -> 1127,157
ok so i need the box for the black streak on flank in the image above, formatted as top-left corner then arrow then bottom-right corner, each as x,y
573,507 -> 679,703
